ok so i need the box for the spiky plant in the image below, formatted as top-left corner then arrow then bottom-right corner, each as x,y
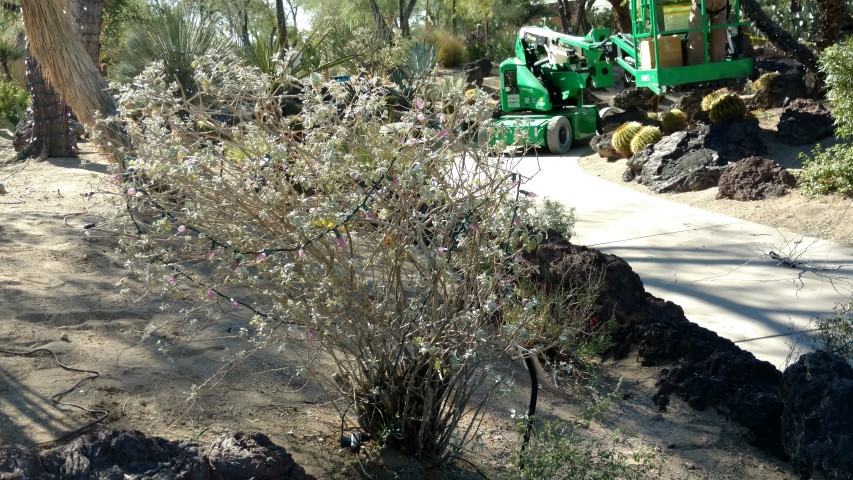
701,88 -> 730,111
611,121 -> 643,156
630,126 -> 662,153
0,29 -> 25,82
660,109 -> 688,133
115,3 -> 236,98
709,94 -> 747,123
754,72 -> 780,92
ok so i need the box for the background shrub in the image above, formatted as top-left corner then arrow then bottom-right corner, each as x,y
433,30 -> 466,67
0,80 -> 29,126
811,303 -> 853,363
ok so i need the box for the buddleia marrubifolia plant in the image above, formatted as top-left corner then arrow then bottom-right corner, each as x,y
106,54 -> 553,462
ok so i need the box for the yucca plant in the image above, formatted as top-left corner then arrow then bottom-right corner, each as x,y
0,29 -> 25,82
114,3 -> 235,99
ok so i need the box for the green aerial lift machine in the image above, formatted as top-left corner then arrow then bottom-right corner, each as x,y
488,0 -> 753,154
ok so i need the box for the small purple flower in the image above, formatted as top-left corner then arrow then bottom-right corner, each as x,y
439,129 -> 449,138
127,187 -> 137,196
337,236 -> 346,250
436,247 -> 448,254
439,113 -> 446,124
257,252 -> 267,262
366,210 -> 377,220
178,225 -> 186,233
298,248 -> 305,259
230,298 -> 240,309
207,289 -> 215,300
417,113 -> 425,123
391,177 -> 400,186
468,222 -> 479,232
206,250 -> 215,260
307,330 -> 317,340
415,98 -> 424,110
513,215 -> 521,225
167,275 -> 175,284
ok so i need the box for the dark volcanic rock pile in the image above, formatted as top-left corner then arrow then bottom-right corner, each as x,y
530,236 -> 787,457
716,156 -> 797,201
0,430 -> 314,480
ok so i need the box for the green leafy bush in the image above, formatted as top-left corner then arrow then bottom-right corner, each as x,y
797,143 -> 853,196
797,37 -> 853,196
821,36 -> 853,139
0,80 -> 29,126
811,302 -> 853,363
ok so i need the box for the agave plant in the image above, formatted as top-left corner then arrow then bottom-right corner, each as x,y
390,39 -> 438,105
114,3 -> 235,98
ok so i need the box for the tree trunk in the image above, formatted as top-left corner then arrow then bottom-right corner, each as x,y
21,0 -> 125,164
399,0 -> 417,38
70,0 -> 104,66
22,55 -> 75,160
814,0 -> 847,51
739,0 -> 818,72
276,0 -> 288,53
606,0 -> 631,33
450,0 -> 456,34
557,0 -> 571,34
368,0 -> 391,41
573,0 -> 589,35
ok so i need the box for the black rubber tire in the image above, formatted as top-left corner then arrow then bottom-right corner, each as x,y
546,116 -> 573,155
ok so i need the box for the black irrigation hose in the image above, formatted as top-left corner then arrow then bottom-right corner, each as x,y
519,354 -> 538,468
0,347 -> 108,445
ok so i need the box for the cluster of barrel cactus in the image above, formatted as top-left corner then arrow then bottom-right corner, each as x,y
707,93 -> 747,123
611,121 -> 644,156
611,121 -> 664,155
629,126 -> 663,153
660,108 -> 687,133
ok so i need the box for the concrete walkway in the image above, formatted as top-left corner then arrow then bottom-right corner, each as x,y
514,152 -> 853,368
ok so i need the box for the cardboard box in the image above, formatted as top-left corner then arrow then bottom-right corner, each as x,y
640,35 -> 684,69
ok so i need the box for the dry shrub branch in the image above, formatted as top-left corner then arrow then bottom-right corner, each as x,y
105,57 -> 567,462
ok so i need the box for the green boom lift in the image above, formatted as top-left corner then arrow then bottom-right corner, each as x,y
487,0 -> 753,154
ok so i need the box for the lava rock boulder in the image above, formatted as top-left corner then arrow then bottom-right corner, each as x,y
780,351 -> 853,480
716,156 -> 797,200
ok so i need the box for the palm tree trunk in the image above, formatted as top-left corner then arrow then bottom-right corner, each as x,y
71,0 -> 104,66
22,55 -> 75,160
20,0 -> 125,163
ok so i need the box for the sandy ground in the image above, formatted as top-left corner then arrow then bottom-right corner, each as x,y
0,137 -> 802,479
578,107 -> 853,248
